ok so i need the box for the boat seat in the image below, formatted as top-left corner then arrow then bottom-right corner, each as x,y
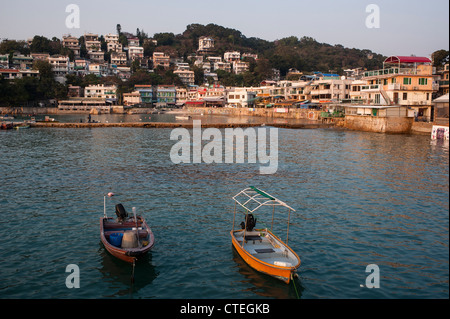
244,235 -> 262,244
254,248 -> 275,254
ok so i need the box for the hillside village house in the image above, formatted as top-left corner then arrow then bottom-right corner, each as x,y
153,52 -> 170,69
84,84 -> 118,103
361,56 -> 435,122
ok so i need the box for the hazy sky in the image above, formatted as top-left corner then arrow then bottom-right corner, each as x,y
0,0 -> 448,57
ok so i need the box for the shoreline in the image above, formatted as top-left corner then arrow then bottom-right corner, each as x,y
29,121 -> 335,129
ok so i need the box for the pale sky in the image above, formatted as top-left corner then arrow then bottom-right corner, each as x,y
0,0 -> 448,58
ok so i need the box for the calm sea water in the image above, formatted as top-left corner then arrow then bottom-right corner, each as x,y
0,119 -> 448,299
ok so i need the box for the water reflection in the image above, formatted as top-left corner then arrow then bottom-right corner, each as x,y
98,243 -> 158,297
231,246 -> 304,299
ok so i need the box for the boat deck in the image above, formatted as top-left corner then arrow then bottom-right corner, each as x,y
234,230 -> 297,267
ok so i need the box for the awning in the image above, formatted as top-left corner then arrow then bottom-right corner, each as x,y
384,56 -> 432,64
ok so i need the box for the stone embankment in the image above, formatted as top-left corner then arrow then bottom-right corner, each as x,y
30,122 -> 334,129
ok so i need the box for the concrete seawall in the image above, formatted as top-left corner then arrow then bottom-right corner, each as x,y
30,121 -> 334,129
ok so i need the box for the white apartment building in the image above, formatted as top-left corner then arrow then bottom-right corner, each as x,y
227,88 -> 257,107
47,55 -> 69,83
128,46 -> 144,60
84,84 -> 117,101
198,36 -> 214,53
224,51 -> 241,62
62,35 -> 80,56
232,61 -> 249,74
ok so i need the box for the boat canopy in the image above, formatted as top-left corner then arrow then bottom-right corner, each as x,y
232,186 -> 296,213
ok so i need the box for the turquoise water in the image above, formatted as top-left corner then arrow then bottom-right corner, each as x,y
0,125 -> 448,299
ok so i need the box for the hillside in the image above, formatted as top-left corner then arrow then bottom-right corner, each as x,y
152,23 -> 386,76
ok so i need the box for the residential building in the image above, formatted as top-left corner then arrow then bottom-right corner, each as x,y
155,85 -> 176,106
88,63 -> 109,77
11,53 -> 33,69
174,69 -> 195,86
84,33 -> 101,52
213,61 -> 231,73
232,61 -> 250,74
153,52 -> 170,69
224,51 -> 241,62
47,55 -> 69,82
127,37 -> 140,47
30,53 -> 50,61
128,46 -> 144,60
123,92 -> 141,106
88,51 -> 104,63
438,63 -> 449,95
242,53 -> 258,60
198,36 -> 214,54
309,78 -> 352,103
105,33 -> 122,52
62,35 -> 81,56
227,88 -> 257,107
111,51 -> 127,66
0,54 -> 8,68
134,85 -> 153,104
0,69 -> 39,80
361,56 -> 436,121
84,84 -> 117,103
68,85 -> 83,98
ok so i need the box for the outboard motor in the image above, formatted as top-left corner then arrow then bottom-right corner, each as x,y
115,203 -> 128,222
240,213 -> 257,231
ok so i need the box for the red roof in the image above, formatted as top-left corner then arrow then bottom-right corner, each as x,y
384,56 -> 431,64
0,69 -> 19,73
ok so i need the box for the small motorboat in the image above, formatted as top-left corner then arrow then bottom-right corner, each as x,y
14,123 -> 30,130
100,201 -> 155,264
175,115 -> 192,120
230,186 -> 301,284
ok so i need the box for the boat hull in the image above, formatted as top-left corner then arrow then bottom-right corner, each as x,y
231,229 -> 300,284
100,217 -> 155,263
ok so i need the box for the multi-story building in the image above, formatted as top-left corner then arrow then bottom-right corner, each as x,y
84,33 -> 101,52
88,51 -> 104,63
0,54 -> 9,68
111,51 -> 127,66
105,33 -> 122,52
128,46 -> 144,60
134,85 -> 153,104
227,88 -> 257,107
47,55 -> 69,82
88,63 -> 110,77
438,63 -> 449,95
232,61 -> 249,74
153,52 -> 170,69
198,36 -> 214,54
174,69 -> 195,87
224,51 -> 241,63
62,35 -> 81,56
155,85 -> 176,106
84,84 -> 117,102
361,55 -> 436,121
309,78 -> 352,103
11,53 -> 33,69
213,61 -> 231,73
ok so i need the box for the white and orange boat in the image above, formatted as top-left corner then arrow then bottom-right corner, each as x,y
230,187 -> 301,284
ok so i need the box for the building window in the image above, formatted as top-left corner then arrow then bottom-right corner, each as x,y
418,78 -> 428,85
403,92 -> 408,100
392,78 -> 396,84
403,78 -> 412,85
